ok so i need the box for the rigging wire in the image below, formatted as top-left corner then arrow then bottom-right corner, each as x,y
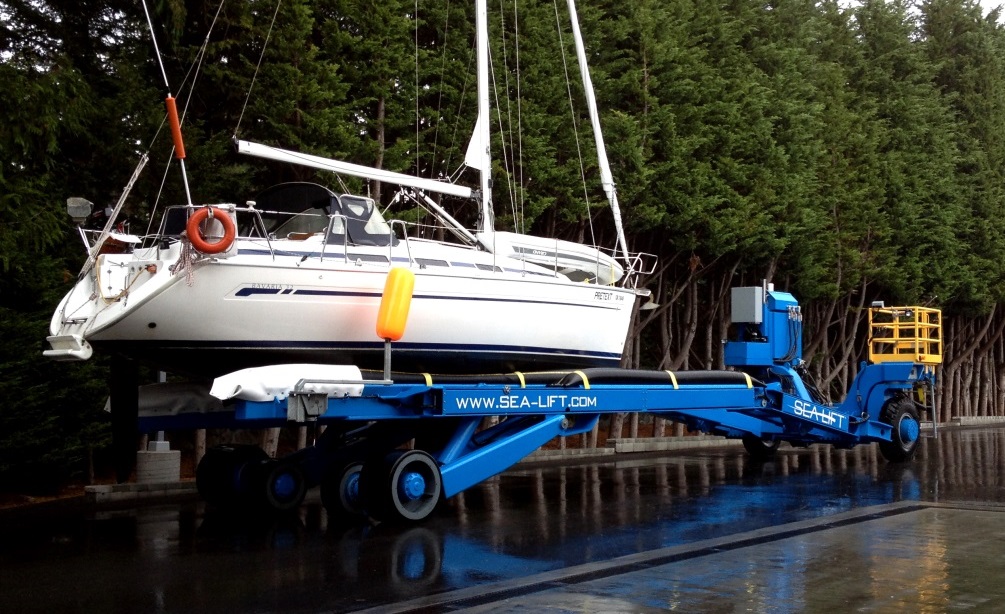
445,46 -> 475,183
415,0 -> 420,180
496,0 -> 519,233
140,0 -> 172,91
488,44 -> 518,231
235,0 -> 283,137
141,0 -> 192,208
513,0 -> 525,236
431,0 -> 453,181
551,0 -> 597,250
144,0 -> 228,235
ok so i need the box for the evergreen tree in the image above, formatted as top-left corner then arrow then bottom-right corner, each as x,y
0,0 -> 155,490
920,0 -> 1005,312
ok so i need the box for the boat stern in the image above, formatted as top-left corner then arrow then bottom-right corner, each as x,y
45,272 -> 99,361
44,242 -> 181,362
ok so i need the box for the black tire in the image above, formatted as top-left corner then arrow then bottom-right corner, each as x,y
879,397 -> 921,463
196,445 -> 268,506
363,450 -> 442,522
321,462 -> 366,520
257,459 -> 307,512
742,435 -> 780,461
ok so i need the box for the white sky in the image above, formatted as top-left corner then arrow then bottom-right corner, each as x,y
980,1 -> 1004,18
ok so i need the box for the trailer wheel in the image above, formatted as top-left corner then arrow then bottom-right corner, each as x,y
321,462 -> 365,519
196,445 -> 268,506
364,450 -> 442,522
258,459 -> 307,512
742,435 -> 780,460
879,397 -> 921,463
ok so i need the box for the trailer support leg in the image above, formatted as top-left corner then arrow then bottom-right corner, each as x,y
438,413 -> 599,498
110,355 -> 138,483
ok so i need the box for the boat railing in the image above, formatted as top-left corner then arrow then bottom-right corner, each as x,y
318,213 -> 349,263
554,241 -> 656,287
154,204 -> 355,262
619,251 -> 657,286
237,205 -> 272,256
387,219 -> 414,266
576,240 -> 614,286
75,226 -> 138,255
150,204 -> 275,258
389,218 -> 480,249
155,203 -> 260,237
147,203 -> 248,247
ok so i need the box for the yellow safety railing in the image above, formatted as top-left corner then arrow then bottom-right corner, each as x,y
868,306 -> 942,365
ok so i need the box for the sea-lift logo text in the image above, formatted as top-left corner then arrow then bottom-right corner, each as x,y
455,394 -> 598,411
791,399 -> 846,429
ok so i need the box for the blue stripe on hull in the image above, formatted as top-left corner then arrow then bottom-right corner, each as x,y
232,286 -> 619,310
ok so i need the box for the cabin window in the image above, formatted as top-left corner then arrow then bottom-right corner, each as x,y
346,253 -> 390,264
416,258 -> 449,268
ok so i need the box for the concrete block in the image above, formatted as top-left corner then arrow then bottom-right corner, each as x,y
135,450 -> 181,483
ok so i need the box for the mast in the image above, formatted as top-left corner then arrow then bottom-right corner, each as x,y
473,0 -> 493,233
565,0 -> 630,265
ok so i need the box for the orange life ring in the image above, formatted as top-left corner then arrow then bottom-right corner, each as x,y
186,207 -> 236,254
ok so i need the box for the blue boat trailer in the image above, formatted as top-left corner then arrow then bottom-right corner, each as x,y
180,286 -> 942,522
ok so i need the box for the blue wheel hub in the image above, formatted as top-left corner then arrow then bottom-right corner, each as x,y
400,471 -> 426,501
272,471 -> 296,500
900,416 -> 920,444
344,472 -> 360,504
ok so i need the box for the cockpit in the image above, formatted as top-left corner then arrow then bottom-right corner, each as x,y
250,182 -> 396,247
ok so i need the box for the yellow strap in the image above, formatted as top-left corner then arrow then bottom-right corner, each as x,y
514,371 -> 526,388
743,373 -> 752,388
422,373 -> 432,386
573,370 -> 590,390
665,370 -> 679,389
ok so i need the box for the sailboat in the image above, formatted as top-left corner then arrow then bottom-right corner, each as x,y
45,0 -> 650,377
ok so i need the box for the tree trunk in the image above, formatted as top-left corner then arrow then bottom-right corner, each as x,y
195,429 -> 206,473
610,412 -> 626,440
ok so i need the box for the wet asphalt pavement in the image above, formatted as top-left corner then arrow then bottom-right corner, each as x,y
2,427 -> 1004,613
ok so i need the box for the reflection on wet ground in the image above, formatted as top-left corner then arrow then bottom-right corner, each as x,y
441,504 -> 1005,614
1,427 -> 1004,613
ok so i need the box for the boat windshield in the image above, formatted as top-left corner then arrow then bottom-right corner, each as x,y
336,194 -> 395,246
157,183 -> 396,247
246,182 -> 335,238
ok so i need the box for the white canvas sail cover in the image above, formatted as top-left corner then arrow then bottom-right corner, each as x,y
464,114 -> 490,172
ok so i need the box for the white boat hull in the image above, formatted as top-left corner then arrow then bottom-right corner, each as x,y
49,235 -> 638,376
